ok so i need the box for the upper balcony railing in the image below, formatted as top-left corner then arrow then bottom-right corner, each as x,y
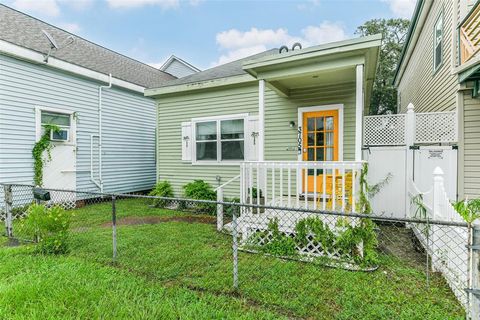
459,2 -> 480,65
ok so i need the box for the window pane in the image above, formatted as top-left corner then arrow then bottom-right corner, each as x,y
221,119 -> 244,139
435,45 -> 442,68
221,141 -> 244,160
307,118 -> 315,131
316,132 -> 324,146
307,148 -> 314,161
41,112 -> 70,126
315,117 -> 324,131
51,129 -> 68,141
307,133 -> 314,146
326,117 -> 334,130
326,132 -> 334,146
316,148 -> 324,161
196,121 -> 217,140
196,142 -> 217,160
326,148 -> 333,161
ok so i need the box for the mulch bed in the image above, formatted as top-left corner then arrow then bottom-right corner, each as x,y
100,215 -> 216,228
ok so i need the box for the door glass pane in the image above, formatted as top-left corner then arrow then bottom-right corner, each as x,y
316,148 -> 324,161
307,118 -> 315,131
221,141 -> 244,160
196,121 -> 217,140
41,112 -> 70,126
196,142 -> 217,160
326,117 -> 333,130
316,132 -> 324,146
326,147 -> 333,161
315,117 -> 324,131
326,132 -> 333,146
221,119 -> 244,139
307,148 -> 314,161
307,133 -> 314,146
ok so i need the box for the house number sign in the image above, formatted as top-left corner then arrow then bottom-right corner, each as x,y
297,126 -> 302,155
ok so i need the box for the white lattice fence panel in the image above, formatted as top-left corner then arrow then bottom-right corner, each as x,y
364,114 -> 406,146
415,112 -> 457,144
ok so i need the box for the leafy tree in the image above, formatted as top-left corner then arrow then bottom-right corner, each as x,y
356,18 -> 410,115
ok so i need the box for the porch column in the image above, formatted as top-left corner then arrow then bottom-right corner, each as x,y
355,64 -> 364,162
258,79 -> 265,161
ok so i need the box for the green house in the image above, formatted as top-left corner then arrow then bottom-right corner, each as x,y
145,35 -> 382,210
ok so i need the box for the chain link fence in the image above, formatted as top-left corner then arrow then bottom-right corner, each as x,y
1,183 -> 477,319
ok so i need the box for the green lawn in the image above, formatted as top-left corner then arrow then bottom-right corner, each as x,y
0,198 -> 465,319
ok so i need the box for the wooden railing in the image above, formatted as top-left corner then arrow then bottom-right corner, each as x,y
240,161 -> 364,213
459,2 -> 480,64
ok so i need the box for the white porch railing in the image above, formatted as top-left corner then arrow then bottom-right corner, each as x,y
240,161 -> 364,213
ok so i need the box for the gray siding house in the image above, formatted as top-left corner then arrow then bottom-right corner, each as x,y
0,5 -> 175,193
160,55 -> 200,78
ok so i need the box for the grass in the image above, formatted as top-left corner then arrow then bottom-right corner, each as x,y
0,198 -> 465,319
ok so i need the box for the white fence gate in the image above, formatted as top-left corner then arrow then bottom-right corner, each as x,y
363,104 -> 458,218
363,147 -> 407,218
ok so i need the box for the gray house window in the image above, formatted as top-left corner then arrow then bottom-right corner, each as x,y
433,13 -> 443,72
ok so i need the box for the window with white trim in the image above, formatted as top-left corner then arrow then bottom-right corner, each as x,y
433,13 -> 443,72
41,111 -> 71,142
195,117 -> 245,162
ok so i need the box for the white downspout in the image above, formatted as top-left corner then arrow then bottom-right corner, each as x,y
98,73 -> 112,192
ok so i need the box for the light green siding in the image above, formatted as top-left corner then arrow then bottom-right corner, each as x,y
157,82 -> 357,197
265,83 -> 356,161
157,84 -> 258,197
463,93 -> 480,198
397,0 -> 457,113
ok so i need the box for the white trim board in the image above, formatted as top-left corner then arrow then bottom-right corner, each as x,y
297,104 -> 344,162
0,39 -> 145,94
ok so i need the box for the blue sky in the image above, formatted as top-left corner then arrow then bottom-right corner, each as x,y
1,0 -> 416,70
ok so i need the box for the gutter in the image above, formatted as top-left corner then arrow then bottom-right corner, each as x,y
96,73 -> 112,193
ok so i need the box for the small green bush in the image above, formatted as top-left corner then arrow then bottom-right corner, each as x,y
224,197 -> 240,218
149,180 -> 174,208
183,180 -> 217,214
248,187 -> 263,199
18,203 -> 72,254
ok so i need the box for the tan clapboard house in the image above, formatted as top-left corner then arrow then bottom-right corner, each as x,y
394,0 -> 480,199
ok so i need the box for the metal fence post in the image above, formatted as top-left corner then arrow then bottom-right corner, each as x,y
232,210 -> 239,290
217,188 -> 223,232
112,195 -> 117,262
467,225 -> 480,319
3,185 -> 13,238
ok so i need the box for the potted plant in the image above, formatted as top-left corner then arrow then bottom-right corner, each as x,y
248,187 -> 265,213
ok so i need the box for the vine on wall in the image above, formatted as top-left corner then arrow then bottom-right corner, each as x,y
32,124 -> 60,186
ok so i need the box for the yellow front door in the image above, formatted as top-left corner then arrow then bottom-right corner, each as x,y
302,110 -> 339,193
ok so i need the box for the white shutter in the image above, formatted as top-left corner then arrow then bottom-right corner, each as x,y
181,122 -> 192,161
246,115 -> 259,161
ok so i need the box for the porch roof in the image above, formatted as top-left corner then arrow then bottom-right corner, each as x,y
243,34 -> 382,105
145,35 -> 381,98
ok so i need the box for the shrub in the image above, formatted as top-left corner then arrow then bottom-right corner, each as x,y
18,203 -> 72,254
149,180 -> 174,208
183,180 -> 217,214
248,187 -> 263,199
224,197 -> 241,218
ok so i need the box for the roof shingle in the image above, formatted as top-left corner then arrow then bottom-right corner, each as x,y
0,5 -> 175,88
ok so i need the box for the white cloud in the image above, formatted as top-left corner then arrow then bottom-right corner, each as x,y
106,0 -> 179,9
12,0 -> 61,17
212,22 -> 347,66
382,0 -> 416,18
58,22 -> 81,33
